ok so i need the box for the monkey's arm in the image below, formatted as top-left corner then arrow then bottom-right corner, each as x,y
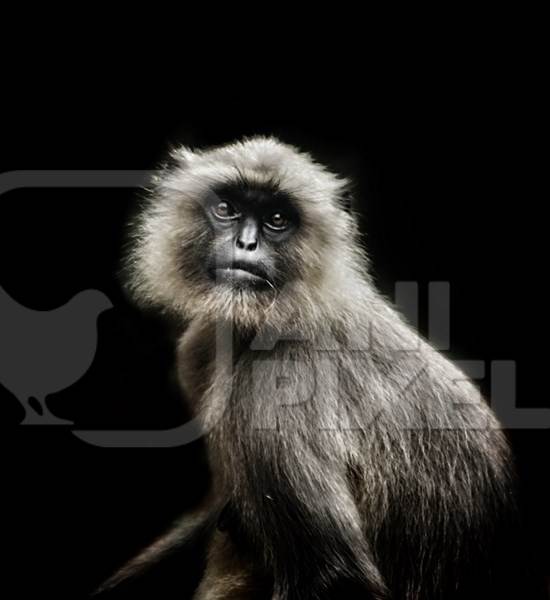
210,346 -> 390,600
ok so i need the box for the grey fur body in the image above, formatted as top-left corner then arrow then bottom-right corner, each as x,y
105,138 -> 522,599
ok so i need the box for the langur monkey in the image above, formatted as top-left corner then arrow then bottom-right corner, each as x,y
100,137 -> 525,599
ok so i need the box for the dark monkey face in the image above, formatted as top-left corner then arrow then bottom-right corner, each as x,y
125,137 -> 365,330
202,182 -> 300,291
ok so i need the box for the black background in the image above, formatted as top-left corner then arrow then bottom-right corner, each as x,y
1,30 -> 548,599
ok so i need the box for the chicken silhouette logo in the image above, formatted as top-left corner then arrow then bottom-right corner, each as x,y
0,287 -> 112,425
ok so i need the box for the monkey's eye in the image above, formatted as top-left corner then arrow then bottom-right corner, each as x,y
265,212 -> 289,231
213,201 -> 239,220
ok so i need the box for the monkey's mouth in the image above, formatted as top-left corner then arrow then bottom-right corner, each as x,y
208,263 -> 271,288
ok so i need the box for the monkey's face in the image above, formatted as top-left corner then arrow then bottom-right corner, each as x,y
126,137 -> 362,331
202,181 -> 300,291
174,179 -> 316,329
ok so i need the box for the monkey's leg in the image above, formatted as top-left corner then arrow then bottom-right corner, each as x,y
193,530 -> 268,600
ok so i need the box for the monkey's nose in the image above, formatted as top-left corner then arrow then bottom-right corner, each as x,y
236,237 -> 258,251
236,220 -> 259,251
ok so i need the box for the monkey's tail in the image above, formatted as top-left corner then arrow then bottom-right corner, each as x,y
91,505 -> 217,596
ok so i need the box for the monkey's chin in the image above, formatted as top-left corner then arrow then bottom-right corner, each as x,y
211,267 -> 271,289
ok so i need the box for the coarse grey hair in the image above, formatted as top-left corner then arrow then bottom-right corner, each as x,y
109,137 -> 526,600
